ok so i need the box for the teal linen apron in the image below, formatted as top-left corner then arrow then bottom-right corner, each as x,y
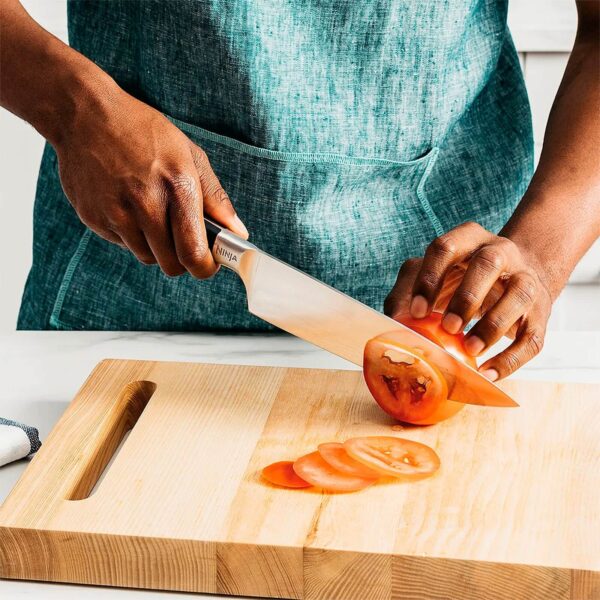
18,0 -> 533,331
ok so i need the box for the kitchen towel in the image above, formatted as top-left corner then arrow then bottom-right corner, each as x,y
0,417 -> 41,467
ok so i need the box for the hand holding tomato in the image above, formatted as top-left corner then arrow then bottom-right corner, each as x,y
384,222 -> 553,381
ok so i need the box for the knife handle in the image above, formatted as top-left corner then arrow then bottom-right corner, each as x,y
204,218 -> 223,250
205,217 -> 255,272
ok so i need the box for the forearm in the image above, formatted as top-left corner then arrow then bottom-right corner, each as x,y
502,47 -> 600,302
0,0 -> 116,146
501,2 -> 600,300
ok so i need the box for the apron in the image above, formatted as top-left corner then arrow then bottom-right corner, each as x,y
18,0 -> 533,331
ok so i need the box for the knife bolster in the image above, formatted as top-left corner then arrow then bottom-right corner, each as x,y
212,229 -> 256,273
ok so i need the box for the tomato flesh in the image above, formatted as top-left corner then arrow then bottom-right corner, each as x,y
363,340 -> 448,422
293,451 -> 378,492
344,436 -> 440,480
318,442 -> 380,479
363,311 -> 477,425
262,461 -> 311,488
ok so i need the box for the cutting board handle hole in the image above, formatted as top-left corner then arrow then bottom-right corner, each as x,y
66,380 -> 157,501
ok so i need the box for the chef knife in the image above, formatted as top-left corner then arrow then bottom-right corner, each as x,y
204,219 -> 518,408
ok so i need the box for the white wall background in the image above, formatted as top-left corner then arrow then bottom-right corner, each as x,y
1,0 -> 598,332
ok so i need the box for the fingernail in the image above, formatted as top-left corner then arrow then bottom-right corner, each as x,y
481,368 -> 499,382
464,335 -> 485,356
442,312 -> 463,334
232,214 -> 249,239
410,295 -> 428,318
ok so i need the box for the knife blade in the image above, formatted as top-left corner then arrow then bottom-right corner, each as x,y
205,219 -> 518,408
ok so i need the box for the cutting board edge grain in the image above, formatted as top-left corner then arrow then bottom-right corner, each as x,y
0,359 -> 598,600
1,529 -> 598,600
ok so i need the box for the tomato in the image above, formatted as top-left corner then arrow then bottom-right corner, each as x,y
399,312 -> 477,368
363,339 -> 448,423
293,451 -> 378,492
262,461 -> 311,488
364,312 -> 477,425
318,442 -> 380,479
344,436 -> 440,480
399,311 -> 478,423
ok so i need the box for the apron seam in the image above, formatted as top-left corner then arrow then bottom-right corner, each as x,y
416,147 -> 445,237
168,115 -> 431,168
49,228 -> 92,330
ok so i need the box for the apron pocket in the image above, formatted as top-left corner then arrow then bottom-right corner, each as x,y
50,115 -> 442,331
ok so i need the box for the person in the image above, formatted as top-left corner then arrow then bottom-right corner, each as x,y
1,1 -> 598,382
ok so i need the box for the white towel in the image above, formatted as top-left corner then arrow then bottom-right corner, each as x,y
0,418 -> 41,467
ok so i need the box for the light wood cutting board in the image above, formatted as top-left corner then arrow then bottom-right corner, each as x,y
0,359 -> 598,600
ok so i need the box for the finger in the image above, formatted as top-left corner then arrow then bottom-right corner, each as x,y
95,227 -> 126,247
191,144 -> 249,239
118,227 -> 157,265
478,321 -> 545,381
442,241 -> 513,334
138,191 -> 186,277
464,271 -> 537,356
432,265 -> 467,312
168,171 -> 218,279
411,222 -> 491,319
76,208 -> 125,247
384,258 -> 422,319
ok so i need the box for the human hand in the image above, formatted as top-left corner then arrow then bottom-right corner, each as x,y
384,222 -> 553,381
55,81 -> 247,278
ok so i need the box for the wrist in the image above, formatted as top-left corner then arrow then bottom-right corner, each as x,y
28,37 -> 120,148
500,199 -> 570,302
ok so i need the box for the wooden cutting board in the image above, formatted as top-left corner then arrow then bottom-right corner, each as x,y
0,359 -> 598,600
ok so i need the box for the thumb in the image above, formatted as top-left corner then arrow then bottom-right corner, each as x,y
384,258 -> 422,319
190,143 -> 249,239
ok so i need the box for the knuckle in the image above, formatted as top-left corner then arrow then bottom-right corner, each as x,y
475,246 -> 505,271
416,270 -> 440,294
430,235 -> 457,259
524,327 -> 545,356
166,172 -> 197,202
511,274 -> 537,305
481,312 -> 508,336
194,146 -> 209,164
178,241 -> 212,271
497,236 -> 516,252
452,288 -> 480,311
502,350 -> 521,373
210,186 -> 232,206
462,221 -> 484,234
399,257 -> 421,275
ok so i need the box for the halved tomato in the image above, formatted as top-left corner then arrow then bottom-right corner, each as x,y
318,442 -> 380,478
293,451 -> 378,492
344,436 -> 440,480
363,340 -> 448,423
262,461 -> 311,488
364,311 -> 477,425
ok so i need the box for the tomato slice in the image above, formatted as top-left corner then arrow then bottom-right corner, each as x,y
293,451 -> 378,492
262,461 -> 311,488
344,436 -> 440,480
363,340 -> 448,422
399,312 -> 477,368
318,442 -> 380,478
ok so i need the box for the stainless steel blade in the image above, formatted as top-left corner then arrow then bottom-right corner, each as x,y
213,230 -> 518,408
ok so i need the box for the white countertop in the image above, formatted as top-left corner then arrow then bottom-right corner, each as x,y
1,330 -> 600,599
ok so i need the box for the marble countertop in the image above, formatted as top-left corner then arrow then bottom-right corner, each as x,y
1,330 -> 599,598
